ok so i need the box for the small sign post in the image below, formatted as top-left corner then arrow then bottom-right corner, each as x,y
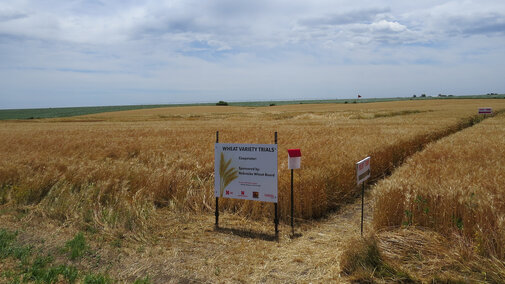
479,107 -> 492,118
356,156 -> 371,236
287,149 -> 301,235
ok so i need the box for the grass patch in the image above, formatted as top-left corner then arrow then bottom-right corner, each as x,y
0,185 -> 13,205
83,272 -> 114,284
64,232 -> 88,260
0,105 -> 201,120
23,255 -> 79,284
0,229 -> 32,264
0,228 -> 153,283
1,228 -> 79,283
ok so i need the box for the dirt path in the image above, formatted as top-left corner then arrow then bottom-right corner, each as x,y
246,197 -> 373,283
94,191 -> 374,283
0,192 -> 372,283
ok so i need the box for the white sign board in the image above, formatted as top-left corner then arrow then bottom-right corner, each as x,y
215,143 -> 278,202
479,107 -> 492,114
287,149 -> 301,169
356,156 -> 371,185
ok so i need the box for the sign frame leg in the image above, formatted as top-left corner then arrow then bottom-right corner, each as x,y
274,131 -> 279,236
215,131 -> 219,228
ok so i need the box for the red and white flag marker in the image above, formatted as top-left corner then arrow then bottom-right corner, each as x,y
287,148 -> 301,235
288,149 -> 301,169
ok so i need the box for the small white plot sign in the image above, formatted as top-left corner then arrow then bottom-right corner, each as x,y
479,107 -> 492,114
356,156 -> 371,185
215,143 -> 278,202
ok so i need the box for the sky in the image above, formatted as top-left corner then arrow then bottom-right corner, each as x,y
1,0 -> 505,109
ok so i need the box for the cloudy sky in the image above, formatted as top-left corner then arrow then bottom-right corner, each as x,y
1,0 -> 505,108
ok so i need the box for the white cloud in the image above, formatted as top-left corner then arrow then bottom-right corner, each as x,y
0,0 -> 505,108
370,20 -> 407,32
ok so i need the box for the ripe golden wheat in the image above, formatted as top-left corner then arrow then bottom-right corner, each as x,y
372,113 -> 505,259
1,99 -> 504,235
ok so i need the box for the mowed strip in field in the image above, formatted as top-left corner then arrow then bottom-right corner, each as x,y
1,99 -> 505,236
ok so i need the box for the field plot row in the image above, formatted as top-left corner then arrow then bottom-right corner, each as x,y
343,112 -> 505,282
1,100 -> 504,235
373,112 -> 505,259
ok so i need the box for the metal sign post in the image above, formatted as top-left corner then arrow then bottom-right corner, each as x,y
356,156 -> 371,236
291,168 -> 294,234
215,131 -> 219,228
287,148 -> 301,235
361,181 -> 365,235
274,132 -> 278,236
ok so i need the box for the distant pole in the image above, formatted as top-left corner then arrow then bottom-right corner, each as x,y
274,132 -> 279,236
361,181 -> 365,236
291,169 -> 294,235
215,131 -> 219,228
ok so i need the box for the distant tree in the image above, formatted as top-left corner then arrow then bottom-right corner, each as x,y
421,94 -> 426,98
269,103 -> 276,106
413,94 -> 417,98
216,101 -> 228,106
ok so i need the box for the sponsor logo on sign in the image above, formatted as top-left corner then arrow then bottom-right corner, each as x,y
253,192 -> 259,198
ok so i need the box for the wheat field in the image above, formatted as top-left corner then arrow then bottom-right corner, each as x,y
372,112 -> 505,259
1,99 -> 505,236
